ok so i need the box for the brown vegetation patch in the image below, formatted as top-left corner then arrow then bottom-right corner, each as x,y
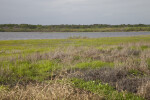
70,67 -> 128,86
68,67 -> 150,99
0,82 -> 104,100
116,78 -> 149,93
138,81 -> 150,100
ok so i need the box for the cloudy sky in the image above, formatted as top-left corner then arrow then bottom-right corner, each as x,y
0,0 -> 150,25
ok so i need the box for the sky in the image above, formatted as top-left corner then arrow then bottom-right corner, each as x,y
0,0 -> 150,25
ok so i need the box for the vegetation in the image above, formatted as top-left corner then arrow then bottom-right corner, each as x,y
71,79 -> 144,100
0,35 -> 150,99
0,24 -> 150,32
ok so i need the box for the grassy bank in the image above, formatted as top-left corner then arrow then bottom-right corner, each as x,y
0,35 -> 150,99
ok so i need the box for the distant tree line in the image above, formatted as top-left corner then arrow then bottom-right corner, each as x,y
0,24 -> 150,32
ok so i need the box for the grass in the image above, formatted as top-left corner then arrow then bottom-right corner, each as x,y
128,69 -> 144,76
74,61 -> 114,69
0,35 -> 150,99
141,45 -> 149,50
0,60 -> 62,85
71,78 -> 144,100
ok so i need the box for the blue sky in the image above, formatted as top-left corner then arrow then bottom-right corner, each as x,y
0,0 -> 150,25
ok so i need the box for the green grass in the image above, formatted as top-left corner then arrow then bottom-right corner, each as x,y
141,45 -> 149,50
0,60 -> 62,84
71,78 -> 144,100
128,69 -> 144,76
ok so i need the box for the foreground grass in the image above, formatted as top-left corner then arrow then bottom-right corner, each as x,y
0,35 -> 150,99
71,78 -> 144,100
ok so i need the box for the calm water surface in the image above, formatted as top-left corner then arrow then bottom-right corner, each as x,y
0,32 -> 150,40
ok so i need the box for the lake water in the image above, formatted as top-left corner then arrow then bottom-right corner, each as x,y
0,32 -> 150,40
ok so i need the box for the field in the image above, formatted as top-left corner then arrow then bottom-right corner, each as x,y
0,35 -> 150,100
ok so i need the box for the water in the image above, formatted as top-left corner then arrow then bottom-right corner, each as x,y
0,32 -> 150,40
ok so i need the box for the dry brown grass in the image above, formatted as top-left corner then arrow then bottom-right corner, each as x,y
138,81 -> 150,100
0,82 -> 104,100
